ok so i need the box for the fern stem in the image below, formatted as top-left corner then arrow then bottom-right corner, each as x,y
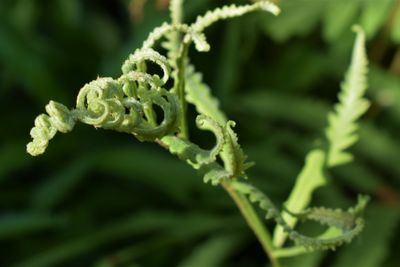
273,246 -> 307,258
176,43 -> 189,139
222,180 -> 281,267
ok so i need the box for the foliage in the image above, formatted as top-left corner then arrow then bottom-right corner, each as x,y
1,0 -> 400,266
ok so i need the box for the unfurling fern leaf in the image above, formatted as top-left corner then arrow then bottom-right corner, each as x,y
233,181 -> 368,251
185,64 -> 227,125
25,1 -> 370,265
326,26 -> 370,167
273,26 -> 370,248
27,49 -> 180,156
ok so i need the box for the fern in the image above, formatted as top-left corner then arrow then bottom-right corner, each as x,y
25,1 -> 370,266
273,149 -> 326,247
27,49 -> 180,155
326,26 -> 370,167
185,64 -> 227,125
233,181 -> 368,251
273,26 -> 370,248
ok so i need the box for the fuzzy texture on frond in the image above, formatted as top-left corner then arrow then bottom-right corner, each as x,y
143,23 -> 188,50
326,26 -> 370,167
161,116 -> 251,185
185,64 -> 227,125
27,49 -> 179,156
273,149 -> 326,247
273,27 -> 370,247
234,181 -> 368,251
26,2 -> 370,260
161,115 -> 225,169
192,1 -> 280,32
169,0 -> 184,25
220,121 -> 254,179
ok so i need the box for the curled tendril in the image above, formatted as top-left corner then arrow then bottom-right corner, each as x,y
27,49 -> 179,155
27,101 -> 76,156
161,115 -> 225,169
161,115 -> 253,185
191,1 -> 280,32
122,49 -> 171,85
233,181 -> 368,251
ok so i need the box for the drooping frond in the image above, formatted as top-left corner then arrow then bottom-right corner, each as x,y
326,26 -> 370,167
191,1 -> 280,32
234,181 -> 368,251
142,22 -> 188,50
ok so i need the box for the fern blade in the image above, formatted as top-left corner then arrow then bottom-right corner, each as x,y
326,26 -> 370,167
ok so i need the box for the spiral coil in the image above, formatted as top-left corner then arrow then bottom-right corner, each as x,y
27,49 -> 179,156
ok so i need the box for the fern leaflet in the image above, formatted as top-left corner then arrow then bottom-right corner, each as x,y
326,26 -> 370,167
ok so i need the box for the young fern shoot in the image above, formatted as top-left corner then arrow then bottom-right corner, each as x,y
326,25 -> 370,167
273,26 -> 370,250
26,1 -> 369,266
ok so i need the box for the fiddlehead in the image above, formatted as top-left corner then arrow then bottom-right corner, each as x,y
27,101 -> 76,156
27,49 -> 179,155
161,116 -> 253,185
161,115 -> 225,169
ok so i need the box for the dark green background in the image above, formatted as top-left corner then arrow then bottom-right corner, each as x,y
1,0 -> 399,266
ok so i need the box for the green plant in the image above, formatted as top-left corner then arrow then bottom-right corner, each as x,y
26,1 -> 371,266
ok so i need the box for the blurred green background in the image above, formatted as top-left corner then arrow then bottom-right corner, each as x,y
1,0 -> 400,266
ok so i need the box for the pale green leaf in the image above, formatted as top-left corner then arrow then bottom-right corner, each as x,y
326,26 -> 369,167
235,181 -> 367,251
273,149 -> 327,247
161,115 -> 225,169
185,64 -> 227,125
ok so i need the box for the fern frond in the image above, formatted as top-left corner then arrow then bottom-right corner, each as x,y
143,22 -> 189,50
191,1 -> 280,32
142,23 -> 210,55
122,48 -> 171,84
169,0 -> 184,25
27,102 -> 76,156
285,195 -> 369,230
185,64 -> 252,179
161,115 -> 225,169
27,49 -> 180,156
220,121 -> 254,179
234,181 -> 368,251
161,115 -> 253,185
326,26 -> 370,167
273,149 -> 326,247
185,64 -> 227,125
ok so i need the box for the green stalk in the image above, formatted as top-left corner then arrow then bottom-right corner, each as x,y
222,180 -> 281,267
273,246 -> 307,258
176,43 -> 189,139
169,0 -> 189,139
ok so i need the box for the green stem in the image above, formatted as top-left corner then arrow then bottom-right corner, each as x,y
273,246 -> 307,258
176,43 -> 189,139
222,180 -> 282,267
